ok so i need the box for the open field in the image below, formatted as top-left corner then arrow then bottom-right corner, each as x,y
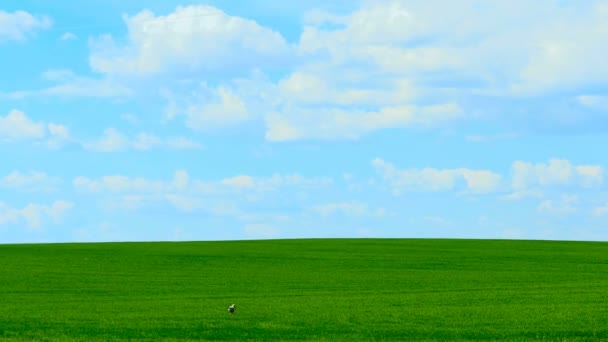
1,239 -> 607,341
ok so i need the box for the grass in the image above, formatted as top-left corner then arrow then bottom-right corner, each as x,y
0,238 -> 607,341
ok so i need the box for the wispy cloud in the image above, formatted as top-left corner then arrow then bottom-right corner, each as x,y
538,195 -> 578,215
0,200 -> 73,230
372,158 -> 502,194
1,171 -> 60,192
83,128 -> 203,152
60,32 -> 77,41
511,159 -> 603,190
2,70 -> 132,99
0,110 -> 70,147
72,170 -> 333,215
0,10 -> 52,41
88,5 -> 291,76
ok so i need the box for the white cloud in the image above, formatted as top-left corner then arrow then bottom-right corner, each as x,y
0,110 -> 72,147
0,10 -> 51,41
0,200 -> 73,230
173,170 -> 189,190
512,159 -> 604,190
46,200 -> 73,222
84,128 -> 203,152
372,157 -> 602,198
299,0 -> 608,96
67,0 -> 608,141
0,110 -> 46,141
500,189 -> 544,201
577,95 -> 608,111
48,123 -> 69,140
89,5 -> 290,76
575,165 -> 604,187
538,195 -> 578,215
266,103 -> 462,141
85,128 -> 128,152
74,171 -> 331,195
132,133 -> 161,151
186,86 -> 250,130
252,174 -> 333,191
60,32 -> 77,41
277,71 -> 416,106
278,72 -> 328,104
164,194 -> 200,212
372,158 -> 502,194
4,70 -> 133,99
1,171 -> 60,192
593,203 -> 608,216
165,137 -> 204,150
221,175 -> 255,189
73,170 -> 333,216
73,173 -> 169,193
299,1 -> 505,81
513,3 -> 608,94
151,1 -> 594,140
459,169 -> 505,194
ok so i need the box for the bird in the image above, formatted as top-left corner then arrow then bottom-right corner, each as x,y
228,304 -> 236,316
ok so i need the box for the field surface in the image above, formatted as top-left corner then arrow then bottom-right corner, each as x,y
1,239 -> 607,341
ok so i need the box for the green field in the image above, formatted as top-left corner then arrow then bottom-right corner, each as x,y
1,239 -> 607,341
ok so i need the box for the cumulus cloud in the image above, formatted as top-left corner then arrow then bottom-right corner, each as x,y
577,95 -> 608,111
299,0 -> 608,95
372,157 -> 603,199
593,203 -> 608,216
0,200 -> 73,230
73,170 -> 333,215
83,128 -> 203,152
372,158 -> 502,194
48,123 -> 69,140
500,189 -> 544,201
89,5 -> 290,76
513,3 -> 608,94
221,175 -> 255,189
60,32 -> 77,41
73,172 -> 173,193
537,195 -> 578,215
125,0 -> 608,139
0,10 -> 52,41
84,128 -> 128,152
185,86 -> 250,130
4,69 -> 132,99
58,0 -> 608,140
0,110 -> 45,141
278,72 -> 416,106
511,159 -> 604,190
266,103 -> 462,141
166,137 -> 204,150
0,110 -> 69,146
1,171 -> 60,192
74,171 -> 331,195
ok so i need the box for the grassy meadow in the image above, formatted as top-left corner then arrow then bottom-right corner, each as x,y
1,239 -> 607,341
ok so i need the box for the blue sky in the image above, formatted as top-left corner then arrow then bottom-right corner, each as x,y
1,0 -> 608,243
